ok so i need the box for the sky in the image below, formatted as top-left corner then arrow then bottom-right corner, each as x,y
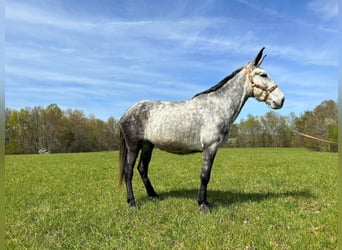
5,0 -> 338,122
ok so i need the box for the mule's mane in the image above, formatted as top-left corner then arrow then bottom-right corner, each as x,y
193,67 -> 243,98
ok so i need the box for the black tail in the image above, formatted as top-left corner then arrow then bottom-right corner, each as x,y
119,130 -> 127,187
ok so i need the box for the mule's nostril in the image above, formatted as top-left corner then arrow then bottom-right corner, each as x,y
280,97 -> 285,107
272,97 -> 285,109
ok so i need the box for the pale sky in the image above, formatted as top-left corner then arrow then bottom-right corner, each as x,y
5,0 -> 338,121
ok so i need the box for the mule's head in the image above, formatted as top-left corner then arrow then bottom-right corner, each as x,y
245,47 -> 285,109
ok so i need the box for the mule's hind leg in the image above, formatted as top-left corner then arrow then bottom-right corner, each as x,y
125,147 -> 140,207
138,141 -> 158,197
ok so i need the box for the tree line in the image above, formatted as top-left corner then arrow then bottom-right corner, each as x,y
5,100 -> 338,154
228,99 -> 338,152
5,104 -> 119,154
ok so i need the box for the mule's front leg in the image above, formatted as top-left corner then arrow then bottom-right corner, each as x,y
198,146 -> 217,213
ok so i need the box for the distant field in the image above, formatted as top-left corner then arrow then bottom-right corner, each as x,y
5,148 -> 337,249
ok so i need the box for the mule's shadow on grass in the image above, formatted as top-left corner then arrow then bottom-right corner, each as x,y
144,189 -> 314,208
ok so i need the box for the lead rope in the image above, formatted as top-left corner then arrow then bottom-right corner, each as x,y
267,107 -> 338,145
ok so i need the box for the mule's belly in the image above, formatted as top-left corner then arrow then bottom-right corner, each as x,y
156,142 -> 202,154
151,131 -> 203,154
146,126 -> 203,154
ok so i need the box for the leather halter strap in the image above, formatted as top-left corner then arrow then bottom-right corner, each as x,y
245,67 -> 278,102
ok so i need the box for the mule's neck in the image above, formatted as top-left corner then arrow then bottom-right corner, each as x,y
205,69 -> 251,124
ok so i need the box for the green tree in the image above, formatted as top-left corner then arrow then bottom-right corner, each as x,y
5,108 -> 18,154
238,115 -> 262,147
41,104 -> 63,153
105,117 -> 120,150
294,100 -> 337,152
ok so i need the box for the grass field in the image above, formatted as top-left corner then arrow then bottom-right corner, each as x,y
5,148 -> 337,249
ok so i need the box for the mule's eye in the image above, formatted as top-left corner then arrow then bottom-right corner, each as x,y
260,73 -> 267,77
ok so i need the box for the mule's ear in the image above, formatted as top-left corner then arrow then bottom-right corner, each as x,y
252,47 -> 266,67
258,54 -> 267,66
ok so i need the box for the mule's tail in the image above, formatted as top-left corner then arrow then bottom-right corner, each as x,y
119,129 -> 127,187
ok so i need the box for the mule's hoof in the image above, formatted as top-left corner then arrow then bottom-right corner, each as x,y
130,204 -> 138,210
128,199 -> 137,209
199,203 -> 211,214
147,189 -> 159,198
150,193 -> 159,199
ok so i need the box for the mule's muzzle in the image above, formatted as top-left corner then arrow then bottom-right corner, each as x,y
271,96 -> 285,109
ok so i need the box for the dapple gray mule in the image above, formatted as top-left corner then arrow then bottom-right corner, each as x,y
119,47 -> 285,212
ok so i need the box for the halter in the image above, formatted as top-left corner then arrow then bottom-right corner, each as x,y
245,67 -> 278,102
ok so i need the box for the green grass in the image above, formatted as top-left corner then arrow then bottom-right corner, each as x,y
6,148 -> 337,249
